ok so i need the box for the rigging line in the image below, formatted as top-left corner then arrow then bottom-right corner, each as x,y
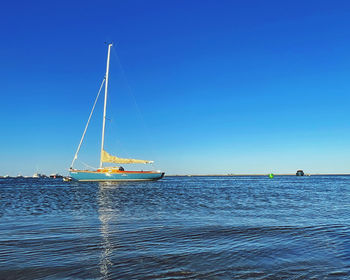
70,78 -> 106,168
80,160 -> 98,170
111,47 -> 158,166
111,47 -> 145,123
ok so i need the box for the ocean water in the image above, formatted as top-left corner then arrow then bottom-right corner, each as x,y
1,176 -> 350,279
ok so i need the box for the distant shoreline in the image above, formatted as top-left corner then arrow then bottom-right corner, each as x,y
2,174 -> 350,179
166,174 -> 350,177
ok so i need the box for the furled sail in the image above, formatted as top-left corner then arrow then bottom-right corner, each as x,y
101,150 -> 154,164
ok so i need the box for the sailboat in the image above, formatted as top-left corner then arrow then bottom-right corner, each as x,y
69,43 -> 164,181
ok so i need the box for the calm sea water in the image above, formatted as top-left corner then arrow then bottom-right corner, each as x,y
1,176 -> 350,279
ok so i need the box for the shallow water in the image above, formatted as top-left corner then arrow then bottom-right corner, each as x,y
1,176 -> 350,279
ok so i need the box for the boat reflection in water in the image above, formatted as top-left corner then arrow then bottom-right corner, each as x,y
98,182 -> 119,279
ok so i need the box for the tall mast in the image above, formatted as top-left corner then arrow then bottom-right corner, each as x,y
100,43 -> 113,168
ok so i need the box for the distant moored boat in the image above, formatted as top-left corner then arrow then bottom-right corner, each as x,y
49,173 -> 63,179
296,170 -> 304,176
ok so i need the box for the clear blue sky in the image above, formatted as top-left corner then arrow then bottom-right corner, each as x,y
1,0 -> 350,175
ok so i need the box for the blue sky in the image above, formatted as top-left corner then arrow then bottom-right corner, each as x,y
1,0 -> 350,175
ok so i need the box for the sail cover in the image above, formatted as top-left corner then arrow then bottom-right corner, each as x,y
101,150 -> 154,164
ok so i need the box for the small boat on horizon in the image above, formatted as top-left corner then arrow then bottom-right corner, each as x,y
49,173 -> 63,179
69,43 -> 164,182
